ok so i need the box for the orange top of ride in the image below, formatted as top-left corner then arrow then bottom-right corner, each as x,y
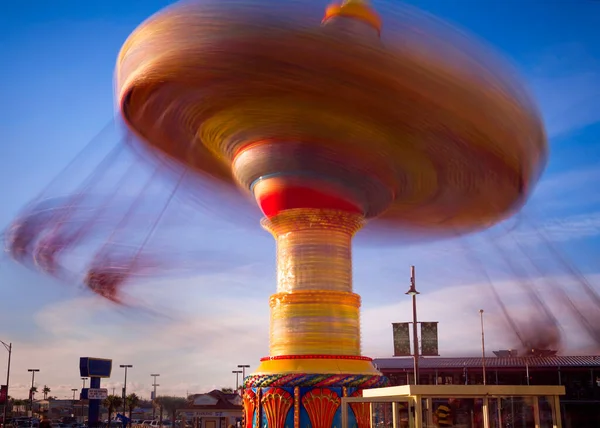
323,0 -> 382,34
116,0 -> 547,238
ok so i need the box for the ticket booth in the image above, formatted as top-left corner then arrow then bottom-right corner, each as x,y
341,385 -> 565,428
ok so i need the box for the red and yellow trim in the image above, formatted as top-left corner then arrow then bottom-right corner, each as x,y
253,357 -> 381,376
261,355 -> 373,362
254,179 -> 362,219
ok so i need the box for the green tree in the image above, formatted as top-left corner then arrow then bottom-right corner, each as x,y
126,393 -> 141,421
221,388 -> 233,393
137,399 -> 153,409
103,395 -> 123,423
155,396 -> 187,426
12,399 -> 26,416
42,385 -> 51,400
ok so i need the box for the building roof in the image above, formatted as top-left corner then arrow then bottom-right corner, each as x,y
186,390 -> 242,410
373,356 -> 600,370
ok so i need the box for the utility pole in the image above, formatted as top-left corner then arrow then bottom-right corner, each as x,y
405,266 -> 419,385
237,365 -> 250,391
71,387 -> 78,417
81,378 -> 88,424
232,371 -> 242,392
150,374 -> 160,420
119,365 -> 132,428
27,369 -> 40,418
480,309 -> 487,385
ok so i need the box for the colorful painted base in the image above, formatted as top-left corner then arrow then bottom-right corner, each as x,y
242,375 -> 389,428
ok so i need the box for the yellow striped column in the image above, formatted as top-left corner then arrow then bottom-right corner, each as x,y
253,208 -> 380,375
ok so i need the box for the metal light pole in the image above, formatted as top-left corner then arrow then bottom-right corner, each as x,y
150,374 -> 160,420
71,388 -> 78,418
81,378 -> 88,424
1,341 -> 11,428
479,309 -> 486,385
119,365 -> 132,427
232,371 -> 242,391
27,369 -> 39,418
405,266 -> 420,385
237,365 -> 250,388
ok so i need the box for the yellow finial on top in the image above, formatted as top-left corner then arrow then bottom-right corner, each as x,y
322,0 -> 382,34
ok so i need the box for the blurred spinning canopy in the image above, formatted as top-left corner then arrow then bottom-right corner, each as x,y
4,0 -> 599,353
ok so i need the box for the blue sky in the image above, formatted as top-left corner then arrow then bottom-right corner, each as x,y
1,0 -> 600,399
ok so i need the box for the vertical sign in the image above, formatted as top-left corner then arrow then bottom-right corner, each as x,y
80,357 -> 112,428
420,322 -> 439,356
392,323 -> 411,356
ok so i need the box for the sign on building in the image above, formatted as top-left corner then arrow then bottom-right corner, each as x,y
88,388 -> 108,400
193,412 -> 224,417
79,358 -> 112,378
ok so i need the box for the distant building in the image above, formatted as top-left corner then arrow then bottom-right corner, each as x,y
181,390 -> 242,428
36,399 -> 87,420
374,354 -> 600,427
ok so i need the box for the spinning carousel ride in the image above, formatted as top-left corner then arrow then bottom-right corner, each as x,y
5,0 -> 548,427
115,0 -> 546,426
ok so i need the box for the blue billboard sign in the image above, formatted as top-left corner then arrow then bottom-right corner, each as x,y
80,357 -> 112,378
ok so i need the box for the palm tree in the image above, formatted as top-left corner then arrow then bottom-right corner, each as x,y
29,386 -> 38,404
126,393 -> 140,421
103,395 -> 123,423
155,396 -> 187,427
42,385 -> 51,400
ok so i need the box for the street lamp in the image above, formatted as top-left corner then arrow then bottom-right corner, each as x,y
479,309 -> 486,385
1,341 -> 11,428
119,365 -> 132,427
405,265 -> 419,385
232,371 -> 242,391
237,365 -> 250,389
27,369 -> 40,418
80,378 -> 87,424
71,388 -> 78,420
150,374 -> 160,420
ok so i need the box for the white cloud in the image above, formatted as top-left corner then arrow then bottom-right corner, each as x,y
4,270 -> 599,400
527,43 -> 600,138
362,275 -> 600,358
534,165 -> 600,198
3,290 -> 269,400
533,72 -> 600,138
